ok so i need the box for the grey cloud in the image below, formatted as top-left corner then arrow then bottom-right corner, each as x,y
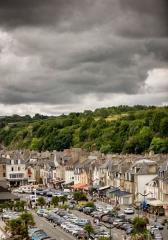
0,0 -> 167,110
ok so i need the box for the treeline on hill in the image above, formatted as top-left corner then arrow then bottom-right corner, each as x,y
0,105 -> 168,154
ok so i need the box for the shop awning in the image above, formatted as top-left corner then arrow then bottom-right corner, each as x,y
63,181 -> 74,185
99,185 -> 111,191
72,183 -> 88,189
147,200 -> 164,207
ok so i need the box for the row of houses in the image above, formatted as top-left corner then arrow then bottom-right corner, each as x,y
0,149 -> 168,215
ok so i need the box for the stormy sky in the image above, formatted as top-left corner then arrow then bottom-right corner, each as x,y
0,0 -> 168,115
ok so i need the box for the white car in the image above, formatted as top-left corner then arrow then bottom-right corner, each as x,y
124,208 -> 134,214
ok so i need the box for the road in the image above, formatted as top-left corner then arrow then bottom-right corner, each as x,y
33,213 -> 76,240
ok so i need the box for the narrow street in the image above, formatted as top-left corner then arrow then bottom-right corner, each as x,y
32,213 -> 76,240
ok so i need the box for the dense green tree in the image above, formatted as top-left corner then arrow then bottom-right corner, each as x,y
0,106 -> 167,154
51,196 -> 59,207
100,144 -> 111,154
131,216 -> 150,240
14,200 -> 26,212
59,195 -> 67,204
73,191 -> 87,202
150,110 -> 167,132
20,212 -> 34,237
37,197 -> 46,208
160,117 -> 168,137
150,137 -> 168,153
6,212 -> 34,240
84,224 -> 94,238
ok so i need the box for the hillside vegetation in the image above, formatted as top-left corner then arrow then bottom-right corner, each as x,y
0,106 -> 168,154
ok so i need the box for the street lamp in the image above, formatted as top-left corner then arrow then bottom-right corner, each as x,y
137,191 -> 151,208
137,191 -> 151,217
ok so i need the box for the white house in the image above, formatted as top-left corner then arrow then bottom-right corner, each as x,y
92,165 -> 100,187
65,166 -> 74,184
145,177 -> 159,200
40,169 -> 50,186
6,159 -> 27,186
132,159 -> 158,202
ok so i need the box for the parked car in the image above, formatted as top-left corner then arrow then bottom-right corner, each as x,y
126,227 -> 133,234
32,230 -> 48,240
83,207 -> 95,214
37,209 -> 47,217
124,208 -> 134,214
154,232 -> 163,240
53,216 -> 63,226
154,223 -> 164,230
150,227 -> 159,235
28,227 -> 40,237
113,218 -> 124,226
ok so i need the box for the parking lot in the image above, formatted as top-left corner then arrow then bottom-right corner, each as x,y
14,188 -> 168,240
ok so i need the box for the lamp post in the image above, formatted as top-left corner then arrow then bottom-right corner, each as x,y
137,191 -> 151,209
137,191 -> 151,219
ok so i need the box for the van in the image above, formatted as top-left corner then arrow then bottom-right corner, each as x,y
18,185 -> 33,194
29,195 -> 38,202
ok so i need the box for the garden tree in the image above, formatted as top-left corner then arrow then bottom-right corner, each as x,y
20,212 -> 34,237
73,191 -> 88,203
51,196 -> 59,207
130,216 -> 150,240
6,212 -> 34,240
85,202 -> 95,208
6,218 -> 26,239
14,200 -> 26,212
0,201 -> 15,210
37,197 -> 46,208
59,195 -> 67,204
84,224 -> 94,239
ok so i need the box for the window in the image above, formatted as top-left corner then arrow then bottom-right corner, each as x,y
3,173 -> 6,177
18,167 -> 20,171
9,173 -> 24,179
11,167 -> 14,171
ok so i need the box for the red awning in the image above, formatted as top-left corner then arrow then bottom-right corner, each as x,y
72,183 -> 88,189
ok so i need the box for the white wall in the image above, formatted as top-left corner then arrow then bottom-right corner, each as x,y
65,170 -> 74,184
74,173 -> 80,184
6,164 -> 26,180
136,174 -> 157,202
92,167 -> 100,186
145,184 -> 159,200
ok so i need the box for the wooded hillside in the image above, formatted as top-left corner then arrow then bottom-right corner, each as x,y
0,105 -> 168,154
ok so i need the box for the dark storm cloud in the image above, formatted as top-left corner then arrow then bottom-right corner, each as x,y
0,0 -> 167,109
0,0 -> 167,36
